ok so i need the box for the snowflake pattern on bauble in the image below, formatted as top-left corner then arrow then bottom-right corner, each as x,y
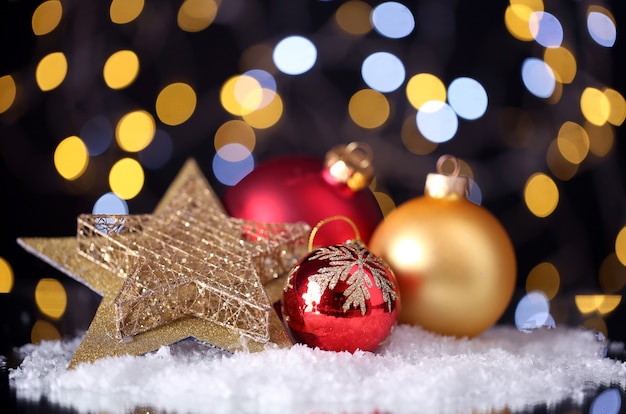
306,242 -> 398,315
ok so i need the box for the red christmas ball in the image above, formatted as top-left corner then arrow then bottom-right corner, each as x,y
281,241 -> 400,353
222,144 -> 383,246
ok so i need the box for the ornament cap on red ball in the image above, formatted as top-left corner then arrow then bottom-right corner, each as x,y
222,142 -> 383,246
281,217 -> 400,353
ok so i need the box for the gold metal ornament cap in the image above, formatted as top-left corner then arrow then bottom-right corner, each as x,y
425,155 -> 470,200
324,141 -> 375,191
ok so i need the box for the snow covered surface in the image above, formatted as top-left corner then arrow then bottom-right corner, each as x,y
9,325 -> 626,414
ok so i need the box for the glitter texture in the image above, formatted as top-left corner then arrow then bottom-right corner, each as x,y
18,159 -> 310,368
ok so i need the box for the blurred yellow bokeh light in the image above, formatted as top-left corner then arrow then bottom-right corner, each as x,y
526,262 -> 560,300
109,158 -> 145,200
335,1 -> 372,35
103,50 -> 140,90
406,73 -> 446,110
575,294 -> 622,315
156,82 -> 197,126
36,52 -> 67,91
544,47 -> 576,84
116,110 -> 156,152
546,139 -> 578,181
615,226 -> 626,267
242,90 -> 283,129
556,121 -> 589,165
178,0 -> 219,32
599,253 -> 626,294
31,319 -> 61,344
221,75 -> 266,116
580,87 -> 610,126
54,136 -> 89,181
110,0 -> 144,24
0,75 -> 16,114
349,89 -> 390,129
373,191 -> 396,217
603,88 -> 626,126
32,0 -> 62,35
35,278 -> 67,319
524,173 -> 559,218
214,120 -> 256,153
401,114 -> 438,155
0,257 -> 14,293
585,121 -> 615,157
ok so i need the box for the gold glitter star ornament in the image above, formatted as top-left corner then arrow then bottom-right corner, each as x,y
18,159 -> 310,368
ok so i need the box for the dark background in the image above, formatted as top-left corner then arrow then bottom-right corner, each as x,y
1,0 -> 625,365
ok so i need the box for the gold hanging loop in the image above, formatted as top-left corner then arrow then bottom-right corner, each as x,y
308,215 -> 361,251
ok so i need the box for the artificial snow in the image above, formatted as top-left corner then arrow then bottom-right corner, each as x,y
9,325 -> 626,414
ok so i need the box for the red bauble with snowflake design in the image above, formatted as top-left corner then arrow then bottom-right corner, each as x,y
281,241 -> 400,353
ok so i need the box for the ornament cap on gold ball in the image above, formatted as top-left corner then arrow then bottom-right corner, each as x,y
425,154 -> 469,200
368,154 -> 517,338
324,141 -> 375,191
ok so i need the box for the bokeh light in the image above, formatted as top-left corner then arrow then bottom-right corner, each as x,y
526,262 -> 560,300
590,389 -> 622,414
543,46 -> 576,84
361,52 -> 405,93
504,1 -> 544,42
546,138 -> 578,181
406,73 -> 446,110
603,88 -> 626,126
243,69 -> 277,97
447,77 -> 488,120
177,0 -> 219,33
214,120 -> 256,153
556,121 -> 589,165
221,75 -> 270,116
529,11 -> 563,48
139,129 -> 173,169
373,191 -> 396,217
581,87 -> 610,126
110,0 -> 144,24
615,226 -> 626,267
109,158 -> 145,200
467,179 -> 482,205
416,101 -> 458,143
401,114 -> 438,155
36,52 -> 67,92
103,50 -> 140,90
585,121 -> 614,157
335,1 -> 372,35
515,290 -> 554,332
93,192 -> 129,215
273,36 -> 317,75
0,257 -> 14,293
575,295 -> 622,315
371,2 -> 415,39
599,253 -> 626,294
80,115 -> 114,156
0,75 -> 16,114
32,0 -> 62,36
242,91 -> 283,129
115,110 -> 156,152
587,8 -> 616,48
212,144 -> 255,186
31,319 -> 61,344
34,278 -> 67,320
155,82 -> 197,126
523,172 -> 559,218
521,58 -> 555,99
54,136 -> 89,181
349,89 -> 390,129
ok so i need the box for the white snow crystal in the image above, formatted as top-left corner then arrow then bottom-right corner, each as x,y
9,325 -> 626,414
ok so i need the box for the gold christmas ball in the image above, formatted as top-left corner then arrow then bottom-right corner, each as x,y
369,157 -> 516,338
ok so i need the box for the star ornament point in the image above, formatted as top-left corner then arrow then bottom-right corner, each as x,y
19,159 -> 310,368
